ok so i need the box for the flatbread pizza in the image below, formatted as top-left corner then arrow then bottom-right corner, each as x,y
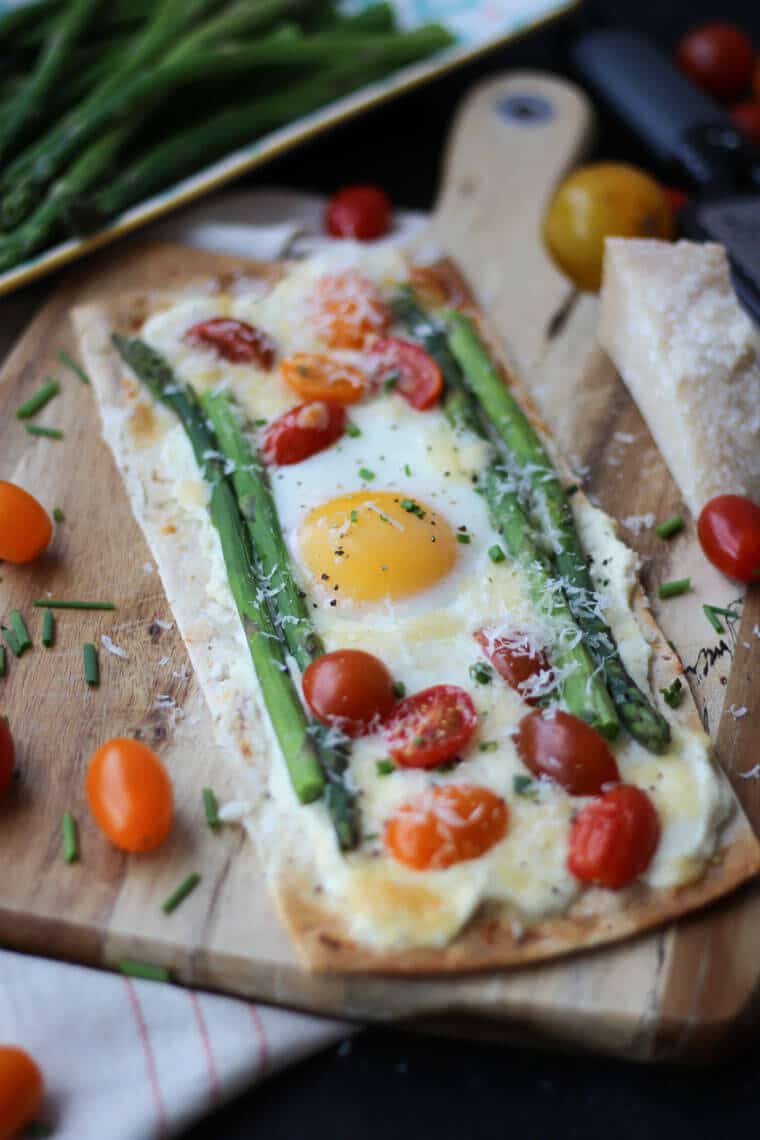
73,244 -> 760,973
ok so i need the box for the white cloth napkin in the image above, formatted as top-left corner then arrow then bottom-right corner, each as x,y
0,190 -> 425,1140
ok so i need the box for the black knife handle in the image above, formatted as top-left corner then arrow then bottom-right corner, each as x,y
572,30 -> 758,191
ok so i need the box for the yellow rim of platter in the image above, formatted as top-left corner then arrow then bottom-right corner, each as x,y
0,0 -> 580,297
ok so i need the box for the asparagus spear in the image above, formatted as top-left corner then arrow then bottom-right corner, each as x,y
446,312 -> 671,754
112,335 -> 359,850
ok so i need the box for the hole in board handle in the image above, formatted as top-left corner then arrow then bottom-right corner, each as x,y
496,93 -> 554,126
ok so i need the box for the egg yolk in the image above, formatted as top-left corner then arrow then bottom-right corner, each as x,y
299,491 -> 458,602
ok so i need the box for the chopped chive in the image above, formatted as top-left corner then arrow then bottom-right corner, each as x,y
33,599 -> 116,610
655,514 -> 684,540
1,626 -> 22,657
83,642 -> 99,686
479,740 -> 499,752
161,871 -> 201,915
488,544 -> 505,563
565,483 -> 579,496
62,811 -> 79,863
660,678 -> 684,709
41,609 -> 55,648
400,498 -> 425,518
345,422 -> 361,438
363,831 -> 380,842
659,577 -> 691,599
376,759 -> 395,776
52,506 -> 65,523
16,379 -> 60,419
703,605 -> 725,634
10,610 -> 31,654
58,348 -> 90,384
0,646 -> 5,677
457,532 -> 471,545
392,681 -> 406,699
358,467 -> 375,481
469,661 -> 493,684
202,787 -> 219,830
25,424 -> 63,439
253,417 -> 267,427
513,774 -> 539,799
383,369 -> 400,392
119,959 -> 170,983
349,509 -> 358,524
403,464 -> 412,476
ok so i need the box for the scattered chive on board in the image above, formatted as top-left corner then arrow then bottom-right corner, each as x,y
702,603 -> 739,635
660,678 -> 684,709
659,577 -> 692,599
119,959 -> 170,983
0,646 -> 5,677
202,787 -> 219,830
61,811 -> 78,863
9,609 -> 31,654
57,348 -> 90,384
655,514 -> 684,540
25,424 -> 63,439
34,599 -> 116,610
52,506 -> 65,523
16,378 -> 60,420
83,642 -> 99,686
41,609 -> 55,647
161,871 -> 201,915
1,625 -> 22,657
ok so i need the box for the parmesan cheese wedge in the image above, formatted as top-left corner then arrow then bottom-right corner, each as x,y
598,238 -> 760,516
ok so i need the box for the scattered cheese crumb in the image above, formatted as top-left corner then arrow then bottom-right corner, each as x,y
753,624 -> 760,639
142,561 -> 154,574
621,513 -> 655,535
172,669 -> 189,680
153,619 -> 174,631
154,694 -> 177,710
101,635 -> 128,660
613,431 -> 636,444
740,764 -> 760,780
729,704 -> 749,719
158,655 -> 171,666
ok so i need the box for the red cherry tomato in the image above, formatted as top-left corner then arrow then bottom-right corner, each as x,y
568,784 -> 660,889
675,23 -> 755,102
262,401 -> 346,466
662,187 -> 690,213
86,738 -> 173,853
184,318 -> 276,367
325,184 -> 393,241
0,719 -> 14,798
515,710 -> 620,796
385,684 -> 478,768
385,784 -> 508,870
371,337 -> 443,410
0,481 -> 52,564
0,1045 -> 43,1140
697,494 -> 760,582
731,100 -> 760,145
473,628 -> 551,705
302,650 -> 396,737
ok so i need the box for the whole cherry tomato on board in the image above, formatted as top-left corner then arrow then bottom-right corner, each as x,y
731,100 -> 760,145
262,401 -> 346,466
302,649 -> 397,737
473,629 -> 551,705
385,784 -> 508,871
311,271 -> 390,350
280,353 -> 368,405
0,719 -> 14,798
697,494 -> 760,583
568,784 -> 660,889
370,337 -> 443,411
543,163 -> 674,292
0,481 -> 52,564
324,184 -> 393,241
515,709 -> 620,796
0,1045 -> 43,1140
86,738 -> 173,853
184,318 -> 276,368
676,23 -> 755,102
385,684 -> 477,769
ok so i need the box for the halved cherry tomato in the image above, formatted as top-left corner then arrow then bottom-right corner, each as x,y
86,738 -> 173,853
676,23 -> 754,102
385,684 -> 477,768
473,629 -> 551,706
0,481 -> 52,564
568,784 -> 660,889
302,649 -> 396,737
325,184 -> 392,241
371,337 -> 443,411
281,353 -> 368,405
0,1045 -> 43,1140
311,271 -> 390,349
0,719 -> 14,798
385,784 -> 508,870
731,100 -> 760,145
263,401 -> 346,466
184,318 -> 276,368
515,710 -> 620,796
662,187 -> 690,214
697,494 -> 760,582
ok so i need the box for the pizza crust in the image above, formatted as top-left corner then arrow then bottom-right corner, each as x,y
73,254 -> 760,976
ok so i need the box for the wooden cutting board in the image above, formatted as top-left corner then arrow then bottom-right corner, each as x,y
1,73 -> 760,1061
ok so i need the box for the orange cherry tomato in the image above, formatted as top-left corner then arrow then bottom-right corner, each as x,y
731,100 -> 760,145
0,1045 -> 43,1140
281,352 -> 368,405
184,318 -> 276,368
0,481 -> 52,564
543,163 -> 674,292
385,784 -> 508,871
0,719 -> 14,798
311,270 -> 390,349
515,710 -> 620,796
697,494 -> 760,583
568,784 -> 660,889
262,401 -> 346,466
86,738 -> 173,853
370,337 -> 443,410
473,628 -> 551,705
676,23 -> 754,102
384,684 -> 478,769
302,649 -> 396,737
324,184 -> 393,241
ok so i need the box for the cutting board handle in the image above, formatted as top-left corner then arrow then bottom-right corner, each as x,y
428,72 -> 595,378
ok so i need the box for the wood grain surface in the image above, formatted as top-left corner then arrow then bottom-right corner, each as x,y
1,72 -> 759,1060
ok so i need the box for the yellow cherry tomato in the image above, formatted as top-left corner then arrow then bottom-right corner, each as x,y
543,163 -> 675,292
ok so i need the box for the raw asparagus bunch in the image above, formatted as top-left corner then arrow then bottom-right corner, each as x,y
112,335 -> 360,851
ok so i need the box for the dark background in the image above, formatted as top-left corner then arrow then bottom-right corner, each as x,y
183,1 -> 760,1137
